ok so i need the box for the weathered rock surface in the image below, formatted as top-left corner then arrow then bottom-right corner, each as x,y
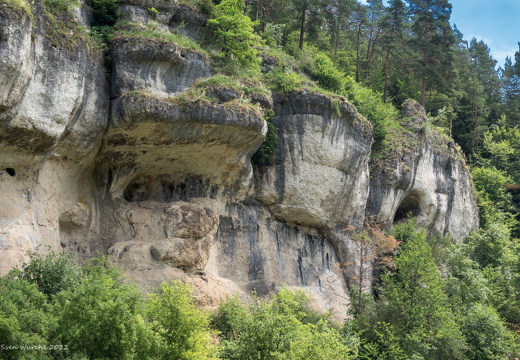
0,0 -> 479,318
256,91 -> 372,230
110,37 -> 211,98
98,92 -> 267,201
0,3 -> 108,274
366,100 -> 479,240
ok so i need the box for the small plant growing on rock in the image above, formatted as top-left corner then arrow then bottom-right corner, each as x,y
252,109 -> 277,167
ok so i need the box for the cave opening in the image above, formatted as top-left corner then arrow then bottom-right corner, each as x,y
5,168 -> 15,176
393,194 -> 421,224
123,175 -> 219,202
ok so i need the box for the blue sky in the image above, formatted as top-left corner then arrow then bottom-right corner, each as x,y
450,0 -> 520,67
359,0 -> 520,68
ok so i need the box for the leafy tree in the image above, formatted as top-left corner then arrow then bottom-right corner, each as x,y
479,123 -> 520,183
207,0 -> 263,69
322,0 -> 356,57
471,166 -> 517,230
214,289 -> 358,359
380,0 -> 407,103
20,250 -> 80,301
348,221 -> 400,316
451,35 -> 499,154
461,304 -> 515,360
91,0 -> 118,27
501,46 -> 520,127
358,0 -> 384,80
54,265 -> 159,359
148,281 -> 218,360
370,224 -> 467,359
0,272 -> 55,360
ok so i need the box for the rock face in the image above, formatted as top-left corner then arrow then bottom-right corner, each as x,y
256,92 -> 372,230
0,0 -> 479,317
366,100 -> 479,241
110,37 -> 211,98
0,2 -> 108,274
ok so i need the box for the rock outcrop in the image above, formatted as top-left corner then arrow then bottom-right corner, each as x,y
0,1 -> 108,274
366,100 -> 479,241
0,0 -> 479,318
256,92 -> 372,230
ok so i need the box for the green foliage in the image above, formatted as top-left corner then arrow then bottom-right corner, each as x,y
91,0 -> 118,26
112,22 -> 208,56
183,0 -> 214,15
483,261 -> 520,333
0,0 -> 33,19
207,0 -> 262,69
192,74 -> 271,97
214,288 -> 358,359
467,222 -> 513,269
461,304 -> 515,360
479,124 -> 520,183
0,273 -> 55,360
342,76 -> 398,144
262,23 -> 286,48
20,250 -> 80,301
43,0 -> 79,14
90,24 -> 113,48
364,223 -> 467,359
313,53 -> 345,93
148,281 -> 217,360
471,166 -> 517,230
264,66 -> 305,94
252,109 -> 278,167
444,243 -> 491,308
54,265 -> 158,359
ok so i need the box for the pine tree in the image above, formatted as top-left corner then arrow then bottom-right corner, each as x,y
380,0 -> 407,103
501,45 -> 520,126
406,0 -> 455,108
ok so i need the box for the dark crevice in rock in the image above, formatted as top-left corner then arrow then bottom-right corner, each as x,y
123,175 -> 218,202
393,193 -> 421,224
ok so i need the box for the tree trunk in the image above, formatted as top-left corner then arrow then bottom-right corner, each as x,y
383,47 -> 390,103
420,75 -> 426,107
299,4 -> 307,50
355,21 -> 364,82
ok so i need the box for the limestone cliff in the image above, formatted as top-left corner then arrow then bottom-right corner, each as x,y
0,0 -> 478,319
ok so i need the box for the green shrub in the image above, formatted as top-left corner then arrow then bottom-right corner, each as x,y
91,0 -> 118,26
471,166 -> 518,230
264,66 -> 304,95
54,267 -> 159,359
252,109 -> 277,167
262,23 -> 286,48
43,0 -> 79,14
148,281 -> 218,360
0,0 -> 34,19
214,288 -> 357,359
366,224 -> 467,360
313,53 -> 345,93
342,76 -> 398,145
0,273 -> 55,360
21,250 -> 81,301
462,304 -> 514,360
